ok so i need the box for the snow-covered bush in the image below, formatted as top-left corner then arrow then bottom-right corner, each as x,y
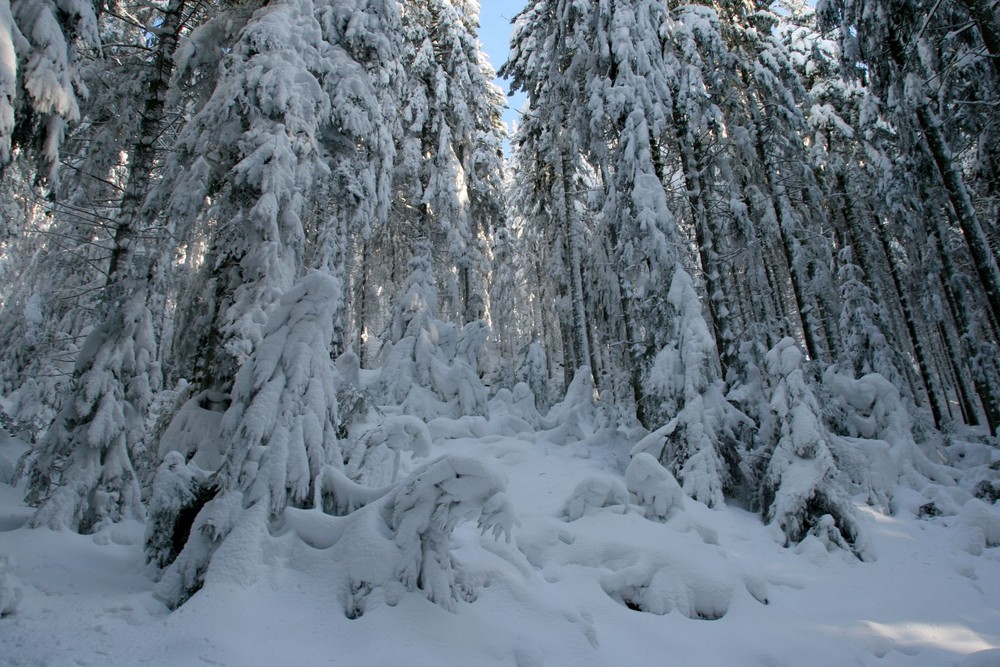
343,414 -> 431,486
287,455 -> 516,616
626,453 -> 685,521
562,476 -> 630,521
516,342 -> 551,414
384,456 -> 514,607
543,366 -> 598,445
377,244 -> 491,420
334,350 -> 372,439
821,367 -> 956,494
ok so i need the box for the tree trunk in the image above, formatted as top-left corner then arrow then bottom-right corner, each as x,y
107,0 -> 187,288
874,219 -> 947,427
885,27 -> 1000,330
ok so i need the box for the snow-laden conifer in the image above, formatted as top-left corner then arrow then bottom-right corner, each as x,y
0,0 -> 98,172
154,271 -> 343,606
755,338 -> 864,556
378,239 -> 490,419
634,270 -> 751,508
25,290 -> 157,532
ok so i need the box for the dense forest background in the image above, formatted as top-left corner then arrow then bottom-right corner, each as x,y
0,0 -> 998,613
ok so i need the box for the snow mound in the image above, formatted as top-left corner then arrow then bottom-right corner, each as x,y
157,390 -> 227,470
958,499 -> 1000,555
287,455 -> 515,616
562,476 -> 629,521
626,453 -> 684,521
601,553 -> 734,619
0,554 -> 23,615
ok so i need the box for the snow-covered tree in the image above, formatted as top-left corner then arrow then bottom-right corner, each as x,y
378,239 -> 490,419
153,271 -> 344,606
754,338 -> 864,555
159,0 -> 400,393
1,0 -> 99,175
24,290 -> 157,531
503,0 -> 598,390
393,0 -> 504,323
634,270 -> 751,508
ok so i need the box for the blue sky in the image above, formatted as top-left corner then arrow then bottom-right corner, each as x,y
478,2 -> 528,136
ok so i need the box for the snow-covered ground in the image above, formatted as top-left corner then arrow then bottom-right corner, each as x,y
2,425 -> 999,667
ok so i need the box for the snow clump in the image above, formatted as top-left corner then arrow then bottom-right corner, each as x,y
626,453 -> 684,521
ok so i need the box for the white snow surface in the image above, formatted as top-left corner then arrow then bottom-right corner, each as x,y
2,422 -> 1000,666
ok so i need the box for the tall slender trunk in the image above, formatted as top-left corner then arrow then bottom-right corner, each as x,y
928,215 -> 1000,434
676,120 -> 733,377
554,133 -> 592,386
885,27 -> 1000,330
874,220 -> 946,427
741,79 -> 825,361
107,0 -> 186,289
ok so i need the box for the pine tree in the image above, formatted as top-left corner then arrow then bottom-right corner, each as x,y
154,271 -> 344,606
634,270 -> 751,508
755,338 -> 864,555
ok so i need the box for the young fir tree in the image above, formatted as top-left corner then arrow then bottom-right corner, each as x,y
377,238 -> 489,419
17,0 -> 197,531
153,271 -> 344,607
755,338 -> 864,555
634,270 -> 751,508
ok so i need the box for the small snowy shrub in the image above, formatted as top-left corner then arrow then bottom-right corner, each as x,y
562,476 -> 630,521
334,350 -> 372,439
516,342 -> 550,413
626,453 -> 684,521
288,455 -> 516,616
344,414 -> 432,486
385,456 -> 514,607
544,367 -> 598,445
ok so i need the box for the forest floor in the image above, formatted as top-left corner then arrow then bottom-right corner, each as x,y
1,423 -> 1000,666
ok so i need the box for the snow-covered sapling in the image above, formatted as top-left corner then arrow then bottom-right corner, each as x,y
344,414 -> 432,486
626,453 -> 685,521
636,269 -> 751,509
287,455 -> 516,616
757,338 -> 865,556
562,476 -> 630,521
